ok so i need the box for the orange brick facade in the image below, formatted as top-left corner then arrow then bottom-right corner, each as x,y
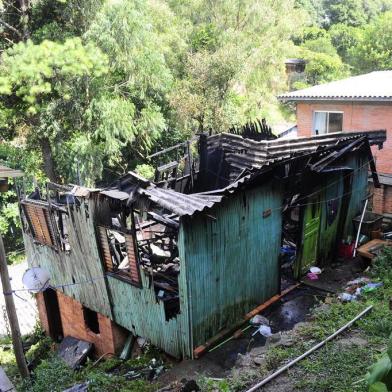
296,101 -> 392,215
36,290 -> 128,358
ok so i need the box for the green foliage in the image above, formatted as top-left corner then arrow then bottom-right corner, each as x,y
329,23 -> 363,63
321,0 -> 392,28
366,334 -> 392,391
135,164 -> 155,180
170,0 -> 305,131
295,47 -> 350,87
349,11 -> 392,73
0,38 -> 107,114
0,142 -> 43,257
22,355 -> 74,392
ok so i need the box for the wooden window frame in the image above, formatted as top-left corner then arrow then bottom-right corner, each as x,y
21,200 -> 58,248
96,221 -> 142,288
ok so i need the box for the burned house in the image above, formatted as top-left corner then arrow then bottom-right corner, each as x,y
20,130 -> 385,358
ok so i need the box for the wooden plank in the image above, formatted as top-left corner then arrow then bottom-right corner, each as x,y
193,283 -> 300,359
125,233 -> 141,286
357,239 -> 392,260
97,226 -> 114,272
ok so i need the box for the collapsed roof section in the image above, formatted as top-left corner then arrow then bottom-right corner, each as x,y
98,130 -> 385,217
206,130 -> 385,179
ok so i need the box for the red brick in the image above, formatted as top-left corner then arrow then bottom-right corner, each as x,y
296,102 -> 392,214
35,291 -> 128,358
296,102 -> 392,175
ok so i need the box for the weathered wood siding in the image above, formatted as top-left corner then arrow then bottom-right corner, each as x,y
106,269 -> 190,358
24,200 -> 113,317
24,198 -> 191,358
180,181 -> 282,350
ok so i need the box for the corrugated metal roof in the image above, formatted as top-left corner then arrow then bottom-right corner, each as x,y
100,130 -> 384,217
139,186 -> 223,217
208,130 -> 385,174
278,71 -> 392,102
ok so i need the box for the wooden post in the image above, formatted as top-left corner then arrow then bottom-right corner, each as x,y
0,233 -> 29,378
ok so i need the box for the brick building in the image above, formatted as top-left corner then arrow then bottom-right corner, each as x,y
278,71 -> 392,217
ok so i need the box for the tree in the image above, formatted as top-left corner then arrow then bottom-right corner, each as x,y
322,0 -> 392,28
0,38 -> 108,181
349,11 -> 392,73
329,23 -> 363,64
169,0 -> 306,132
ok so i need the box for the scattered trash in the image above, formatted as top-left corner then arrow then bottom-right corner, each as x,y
252,325 -> 272,337
124,358 -> 165,381
340,277 -> 383,301
339,293 -> 358,302
309,266 -> 322,274
137,337 -> 147,348
250,315 -> 269,326
307,272 -> 319,280
346,277 -> 371,286
362,282 -> 383,293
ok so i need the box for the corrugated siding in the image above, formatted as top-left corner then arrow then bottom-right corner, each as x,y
107,268 -> 190,358
24,200 -> 112,318
181,181 -> 282,349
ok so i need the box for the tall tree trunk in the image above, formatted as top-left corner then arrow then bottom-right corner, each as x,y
18,0 -> 30,41
39,138 -> 58,182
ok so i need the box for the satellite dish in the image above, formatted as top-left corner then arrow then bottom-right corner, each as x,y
22,267 -> 51,293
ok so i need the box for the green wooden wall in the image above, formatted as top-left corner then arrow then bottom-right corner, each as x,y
24,200 -> 113,318
180,181 -> 283,349
24,199 -> 191,358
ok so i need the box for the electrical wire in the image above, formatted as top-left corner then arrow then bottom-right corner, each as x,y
3,153 -> 375,297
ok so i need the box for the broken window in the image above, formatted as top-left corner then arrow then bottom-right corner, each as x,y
97,225 -> 142,287
134,210 -> 181,321
21,200 -> 57,247
52,209 -> 71,252
83,306 -> 100,334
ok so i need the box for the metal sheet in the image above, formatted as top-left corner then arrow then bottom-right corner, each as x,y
181,180 -> 283,349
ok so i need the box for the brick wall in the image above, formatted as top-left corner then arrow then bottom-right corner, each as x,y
384,185 -> 392,215
36,292 -> 49,334
36,290 -> 128,358
371,184 -> 385,214
296,102 -> 392,175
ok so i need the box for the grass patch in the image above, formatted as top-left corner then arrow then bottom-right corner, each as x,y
295,343 -> 375,392
217,248 -> 392,391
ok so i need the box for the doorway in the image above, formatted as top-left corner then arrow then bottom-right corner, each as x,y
295,195 -> 321,277
43,288 -> 63,341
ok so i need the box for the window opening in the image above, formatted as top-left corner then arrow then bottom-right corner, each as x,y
83,306 -> 100,334
134,209 -> 181,321
21,201 -> 57,247
53,210 -> 71,251
97,225 -> 142,287
313,111 -> 343,135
